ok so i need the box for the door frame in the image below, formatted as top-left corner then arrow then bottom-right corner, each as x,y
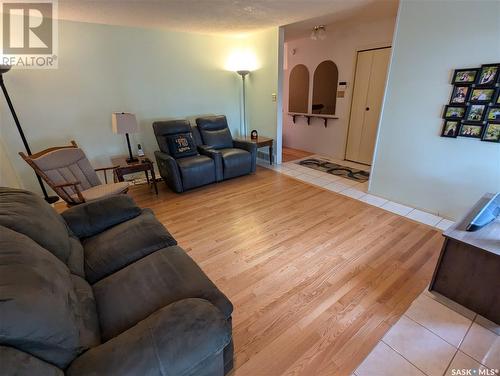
344,45 -> 391,166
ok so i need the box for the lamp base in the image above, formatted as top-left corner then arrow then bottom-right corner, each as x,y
126,157 -> 139,164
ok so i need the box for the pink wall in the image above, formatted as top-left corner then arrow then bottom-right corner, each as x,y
282,16 -> 396,159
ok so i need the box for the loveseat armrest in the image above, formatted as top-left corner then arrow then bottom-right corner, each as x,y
233,140 -> 257,173
66,298 -> 231,376
61,195 -> 141,238
0,346 -> 64,376
198,146 -> 223,182
154,151 -> 183,193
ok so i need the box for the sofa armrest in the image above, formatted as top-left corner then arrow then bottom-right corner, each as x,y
154,151 -> 183,193
233,140 -> 257,173
0,346 -> 64,376
66,299 -> 231,376
198,146 -> 223,182
61,195 -> 141,238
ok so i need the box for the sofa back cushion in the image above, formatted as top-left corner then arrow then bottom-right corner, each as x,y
0,226 -> 100,368
196,115 -> 233,149
153,120 -> 193,154
0,187 -> 84,276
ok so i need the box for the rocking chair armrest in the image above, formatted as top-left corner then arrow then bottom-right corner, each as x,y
94,165 -> 119,172
53,181 -> 85,204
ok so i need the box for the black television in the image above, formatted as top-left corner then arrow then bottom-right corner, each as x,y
466,192 -> 500,231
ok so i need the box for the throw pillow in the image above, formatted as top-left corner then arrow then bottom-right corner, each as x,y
166,133 -> 197,158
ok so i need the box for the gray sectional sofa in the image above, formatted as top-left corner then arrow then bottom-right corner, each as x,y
0,187 -> 234,376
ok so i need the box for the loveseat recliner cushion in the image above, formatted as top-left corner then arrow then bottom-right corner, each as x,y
219,148 -> 252,179
93,246 -> 233,341
196,116 -> 234,149
83,208 -> 177,283
0,226 -> 100,369
176,155 -> 216,190
0,187 -> 84,276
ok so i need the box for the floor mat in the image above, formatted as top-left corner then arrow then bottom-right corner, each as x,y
297,158 -> 370,183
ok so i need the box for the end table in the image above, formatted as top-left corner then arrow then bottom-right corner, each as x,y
237,136 -> 274,165
111,156 -> 158,195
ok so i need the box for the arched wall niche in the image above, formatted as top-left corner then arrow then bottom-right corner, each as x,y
312,60 -> 339,115
288,64 -> 309,113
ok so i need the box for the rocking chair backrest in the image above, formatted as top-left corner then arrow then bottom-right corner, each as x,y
20,141 -> 101,203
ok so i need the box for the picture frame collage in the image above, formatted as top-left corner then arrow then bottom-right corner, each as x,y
441,63 -> 500,142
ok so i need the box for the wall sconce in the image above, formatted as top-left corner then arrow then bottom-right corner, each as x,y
311,25 -> 327,41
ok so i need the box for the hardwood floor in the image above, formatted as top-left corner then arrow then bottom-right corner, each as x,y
282,147 -> 314,162
125,167 -> 443,375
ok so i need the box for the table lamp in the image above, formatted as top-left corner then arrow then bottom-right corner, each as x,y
112,112 -> 139,163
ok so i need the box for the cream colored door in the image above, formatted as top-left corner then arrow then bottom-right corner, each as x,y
346,47 -> 391,165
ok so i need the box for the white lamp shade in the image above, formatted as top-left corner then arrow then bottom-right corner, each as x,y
112,112 -> 139,134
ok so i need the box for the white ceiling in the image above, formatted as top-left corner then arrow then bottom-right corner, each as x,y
57,0 -> 397,36
284,0 -> 399,40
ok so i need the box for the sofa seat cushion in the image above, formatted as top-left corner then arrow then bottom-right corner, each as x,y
72,182 -> 129,202
0,226 -> 100,369
0,187 -> 83,276
66,298 -> 231,376
83,208 -> 177,284
176,155 -> 216,190
219,148 -> 252,179
0,346 -> 64,376
93,246 -> 233,341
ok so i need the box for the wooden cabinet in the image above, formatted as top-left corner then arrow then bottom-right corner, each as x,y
430,193 -> 500,324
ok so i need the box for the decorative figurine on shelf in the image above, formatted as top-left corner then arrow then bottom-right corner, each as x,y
251,130 -> 258,140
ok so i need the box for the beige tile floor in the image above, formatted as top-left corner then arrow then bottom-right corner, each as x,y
354,289 -> 499,376
258,155 -> 455,232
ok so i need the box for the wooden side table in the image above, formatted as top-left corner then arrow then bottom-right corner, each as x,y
237,136 -> 274,165
111,156 -> 158,195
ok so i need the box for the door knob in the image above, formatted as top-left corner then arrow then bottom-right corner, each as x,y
365,107 -> 370,111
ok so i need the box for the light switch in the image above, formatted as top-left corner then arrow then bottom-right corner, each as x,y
271,93 -> 277,102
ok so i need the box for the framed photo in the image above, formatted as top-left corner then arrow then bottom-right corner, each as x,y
482,123 -> 500,142
443,105 -> 466,120
465,104 -> 487,122
477,64 -> 500,87
449,85 -> 470,104
469,88 -> 496,103
458,123 -> 483,138
486,105 -> 500,123
441,120 -> 460,138
451,68 -> 479,84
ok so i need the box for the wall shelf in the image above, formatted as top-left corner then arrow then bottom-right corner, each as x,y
288,112 -> 339,128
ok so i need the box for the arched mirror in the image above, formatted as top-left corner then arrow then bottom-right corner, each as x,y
289,64 -> 309,113
312,60 -> 338,114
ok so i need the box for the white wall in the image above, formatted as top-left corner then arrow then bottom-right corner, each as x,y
370,0 -> 500,221
282,15 -> 396,159
0,21 -> 279,193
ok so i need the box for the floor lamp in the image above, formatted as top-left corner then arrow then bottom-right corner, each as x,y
0,66 -> 58,203
237,69 -> 250,136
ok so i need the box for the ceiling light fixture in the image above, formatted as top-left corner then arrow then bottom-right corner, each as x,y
310,25 -> 327,41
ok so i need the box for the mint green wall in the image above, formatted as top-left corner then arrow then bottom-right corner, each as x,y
246,28 -> 279,147
370,0 -> 500,220
0,21 -> 279,193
